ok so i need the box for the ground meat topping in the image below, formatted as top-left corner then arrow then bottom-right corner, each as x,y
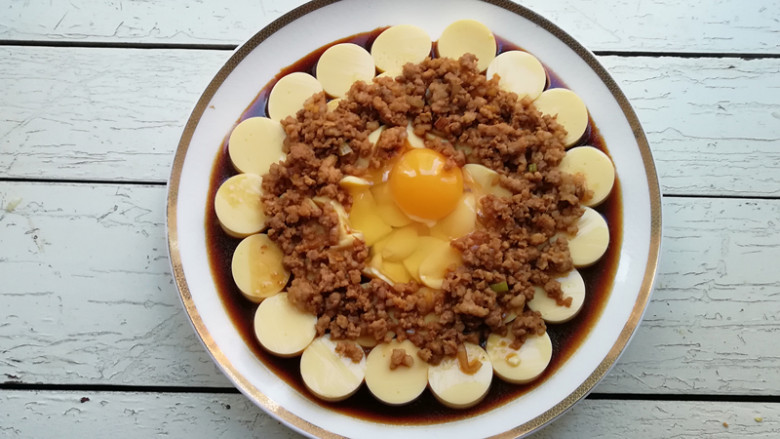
335,341 -> 364,363
390,348 -> 414,370
261,54 -> 588,365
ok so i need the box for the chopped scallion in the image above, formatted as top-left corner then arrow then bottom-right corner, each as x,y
490,281 -> 509,293
528,163 -> 537,172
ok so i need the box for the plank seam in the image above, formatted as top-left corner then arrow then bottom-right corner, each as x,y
2,383 -> 779,403
594,50 -> 780,60
0,39 -> 236,51
0,39 -> 779,59
1,383 -> 241,394
2,178 -> 779,201
0,177 -> 166,187
662,193 -> 780,200
588,393 -> 780,403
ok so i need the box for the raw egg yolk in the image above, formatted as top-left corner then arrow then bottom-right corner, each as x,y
389,148 -> 463,221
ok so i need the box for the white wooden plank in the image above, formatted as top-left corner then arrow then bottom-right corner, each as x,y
0,182 -> 230,387
1,182 -> 779,394
1,46 -> 779,197
0,0 -> 309,46
0,0 -> 778,54
0,47 -> 225,183
600,56 -> 780,197
0,390 -> 301,439
1,390 -> 778,438
598,198 -> 780,394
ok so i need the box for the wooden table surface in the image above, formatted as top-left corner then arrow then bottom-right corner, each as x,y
1,0 -> 779,437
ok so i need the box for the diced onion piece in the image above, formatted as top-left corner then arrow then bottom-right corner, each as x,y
368,125 -> 386,146
406,121 -> 425,148
339,142 -> 353,156
339,176 -> 371,190
326,98 -> 341,112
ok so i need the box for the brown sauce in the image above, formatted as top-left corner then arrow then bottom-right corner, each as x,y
204,28 -> 622,424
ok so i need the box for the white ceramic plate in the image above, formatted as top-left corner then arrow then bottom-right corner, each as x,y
167,0 -> 662,437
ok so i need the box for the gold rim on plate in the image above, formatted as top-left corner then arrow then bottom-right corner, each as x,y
167,1 -> 662,437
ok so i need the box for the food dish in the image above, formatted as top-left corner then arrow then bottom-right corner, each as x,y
214,18 -> 615,409
167,0 -> 661,437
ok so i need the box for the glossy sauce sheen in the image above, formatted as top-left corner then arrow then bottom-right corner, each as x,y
205,28 -> 623,424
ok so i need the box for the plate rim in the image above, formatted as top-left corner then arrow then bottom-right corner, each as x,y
166,0 -> 662,437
